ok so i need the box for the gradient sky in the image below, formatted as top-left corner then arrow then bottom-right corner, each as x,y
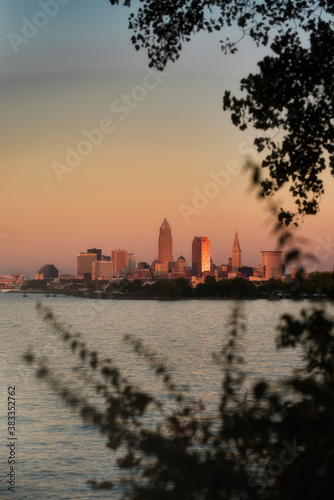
1,0 -> 334,277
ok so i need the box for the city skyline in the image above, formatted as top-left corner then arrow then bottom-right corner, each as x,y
30,221 -> 284,280
0,218 -> 329,279
2,226 -> 287,282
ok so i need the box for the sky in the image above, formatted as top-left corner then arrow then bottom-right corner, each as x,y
1,0 -> 334,278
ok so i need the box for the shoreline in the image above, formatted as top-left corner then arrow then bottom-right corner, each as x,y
2,290 -> 332,302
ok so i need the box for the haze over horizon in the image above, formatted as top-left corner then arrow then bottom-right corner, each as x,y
1,0 -> 334,277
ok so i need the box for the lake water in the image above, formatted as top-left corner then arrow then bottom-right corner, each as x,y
1,294 -> 333,499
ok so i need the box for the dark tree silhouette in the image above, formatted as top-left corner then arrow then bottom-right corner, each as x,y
25,302 -> 334,499
109,0 -> 334,225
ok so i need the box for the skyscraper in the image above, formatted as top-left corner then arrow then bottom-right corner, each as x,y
158,218 -> 173,263
92,260 -> 113,280
128,253 -> 136,271
37,264 -> 59,279
192,237 -> 211,275
112,250 -> 128,277
87,248 -> 102,260
77,252 -> 97,277
174,255 -> 187,274
232,231 -> 241,270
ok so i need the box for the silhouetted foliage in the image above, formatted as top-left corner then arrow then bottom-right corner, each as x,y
109,0 -> 334,224
138,279 -> 193,299
104,273 -> 334,300
21,279 -> 48,290
24,302 -> 334,498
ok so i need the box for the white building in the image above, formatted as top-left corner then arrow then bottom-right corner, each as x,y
92,260 -> 113,280
128,253 -> 136,271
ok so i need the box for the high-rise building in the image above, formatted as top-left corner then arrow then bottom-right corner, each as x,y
92,260 -> 113,280
77,253 -> 97,277
87,248 -> 102,261
152,261 -> 169,277
261,251 -> 283,279
232,231 -> 241,270
192,237 -> 211,275
128,253 -> 136,271
174,255 -> 187,274
37,264 -> 59,279
158,218 -> 173,263
112,250 -> 128,277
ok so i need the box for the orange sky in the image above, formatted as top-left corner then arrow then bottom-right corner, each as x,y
1,1 -> 334,277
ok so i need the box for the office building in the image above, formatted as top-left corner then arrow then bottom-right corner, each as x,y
152,261 -> 169,277
192,237 -> 211,275
261,251 -> 283,279
232,231 -> 241,270
87,248 -> 102,261
128,253 -> 136,271
77,252 -> 97,277
92,260 -> 113,280
158,218 -> 173,263
174,255 -> 187,274
37,264 -> 59,279
112,250 -> 128,277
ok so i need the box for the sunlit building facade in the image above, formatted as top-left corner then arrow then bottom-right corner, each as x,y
192,237 -> 211,275
261,251 -> 283,279
158,218 -> 173,263
152,261 -> 169,277
77,252 -> 97,277
232,231 -> 241,270
112,250 -> 128,277
174,255 -> 187,274
92,260 -> 113,280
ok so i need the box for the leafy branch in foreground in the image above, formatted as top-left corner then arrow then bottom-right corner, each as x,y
108,0 -> 334,224
24,301 -> 334,498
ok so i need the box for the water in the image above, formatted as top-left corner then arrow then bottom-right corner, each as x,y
0,294 -> 332,499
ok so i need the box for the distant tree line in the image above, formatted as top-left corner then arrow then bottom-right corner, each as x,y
106,273 -> 334,299
21,279 -> 48,290
22,273 -> 334,299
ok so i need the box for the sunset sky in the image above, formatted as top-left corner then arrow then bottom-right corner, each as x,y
1,0 -> 334,277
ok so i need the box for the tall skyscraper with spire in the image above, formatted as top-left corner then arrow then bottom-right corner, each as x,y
232,231 -> 241,270
158,218 -> 173,263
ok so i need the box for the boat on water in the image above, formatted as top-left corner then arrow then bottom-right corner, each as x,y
0,289 -> 11,293
52,294 -> 57,297
23,294 -> 28,297
45,294 -> 51,297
